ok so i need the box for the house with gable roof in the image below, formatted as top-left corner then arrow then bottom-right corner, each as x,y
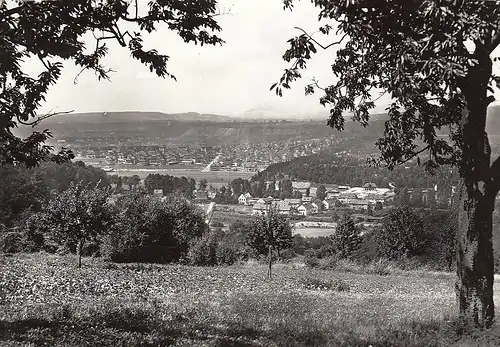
297,203 -> 316,216
238,192 -> 253,205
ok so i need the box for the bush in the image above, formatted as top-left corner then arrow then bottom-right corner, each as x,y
187,229 -> 221,266
102,193 -> 206,263
366,258 -> 393,276
317,256 -> 338,270
0,232 -> 23,253
304,250 -> 320,268
188,227 -> 248,266
278,248 -> 296,262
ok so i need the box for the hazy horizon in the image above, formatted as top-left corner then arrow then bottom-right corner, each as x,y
28,0 -> 396,118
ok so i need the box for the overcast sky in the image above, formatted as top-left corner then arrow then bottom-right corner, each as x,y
27,0 -> 366,118
30,0 -> 499,118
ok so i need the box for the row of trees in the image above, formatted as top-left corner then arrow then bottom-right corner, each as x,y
302,207 -> 457,272
256,154 -> 460,190
143,174 -> 197,199
0,162 -> 110,229
5,184 -> 207,267
1,173 -> 295,270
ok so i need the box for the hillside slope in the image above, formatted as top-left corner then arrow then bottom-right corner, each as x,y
14,105 -> 500,147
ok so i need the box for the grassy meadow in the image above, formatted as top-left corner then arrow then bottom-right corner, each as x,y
2,254 -> 500,346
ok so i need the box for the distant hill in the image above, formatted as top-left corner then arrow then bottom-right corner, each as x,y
38,111 -> 237,124
13,105 -> 500,148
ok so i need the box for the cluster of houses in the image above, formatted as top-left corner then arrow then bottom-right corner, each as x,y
238,182 -> 395,216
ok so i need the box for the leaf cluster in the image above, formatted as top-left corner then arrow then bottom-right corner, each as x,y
1,0 -> 224,167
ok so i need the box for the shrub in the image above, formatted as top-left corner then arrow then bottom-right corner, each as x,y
304,250 -> 320,268
375,206 -> 428,260
102,193 -> 206,263
187,229 -> 221,266
366,258 -> 393,276
317,256 -> 338,270
278,248 -> 296,262
188,226 -> 250,266
216,233 -> 248,265
0,232 -> 23,253
332,278 -> 351,292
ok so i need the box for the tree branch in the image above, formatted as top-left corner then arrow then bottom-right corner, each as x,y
294,27 -> 348,50
396,145 -> 431,166
17,110 -> 74,127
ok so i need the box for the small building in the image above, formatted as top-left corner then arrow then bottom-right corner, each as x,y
252,203 -> 269,216
271,201 -> 292,215
365,193 -> 387,205
338,193 -> 359,204
256,197 -> 273,205
284,198 -> 302,207
326,188 -> 341,199
301,196 -> 313,203
363,182 -> 378,191
297,203 -> 315,216
309,183 -> 319,198
323,198 -> 338,210
349,199 -> 370,211
311,198 -> 324,212
238,192 -> 252,205
247,198 -> 259,206
292,181 -> 312,196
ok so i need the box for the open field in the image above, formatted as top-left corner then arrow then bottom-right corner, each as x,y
2,254 -> 500,346
293,227 -> 336,238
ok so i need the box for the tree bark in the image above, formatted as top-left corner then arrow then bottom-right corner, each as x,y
456,47 -> 496,328
456,182 -> 495,328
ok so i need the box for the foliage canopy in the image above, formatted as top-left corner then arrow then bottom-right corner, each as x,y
0,0 -> 224,167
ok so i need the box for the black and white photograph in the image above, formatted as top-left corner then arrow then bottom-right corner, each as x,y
1,0 -> 500,346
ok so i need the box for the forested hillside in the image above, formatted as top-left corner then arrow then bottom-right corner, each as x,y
255,154 -> 460,189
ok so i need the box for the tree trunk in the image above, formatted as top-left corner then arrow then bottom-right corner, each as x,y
268,245 -> 272,280
456,47 -> 496,328
456,182 -> 495,328
77,239 -> 84,268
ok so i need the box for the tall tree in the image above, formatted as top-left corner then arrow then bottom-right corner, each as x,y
279,178 -> 294,199
42,182 -> 114,268
275,0 -> 500,327
199,178 -> 208,191
246,207 -> 293,279
0,0 -> 224,167
316,185 -> 327,201
331,214 -> 361,259
376,206 -> 428,261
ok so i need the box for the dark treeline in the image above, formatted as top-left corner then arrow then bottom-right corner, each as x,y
254,154 -> 460,188
0,161 -> 109,229
143,174 -> 196,199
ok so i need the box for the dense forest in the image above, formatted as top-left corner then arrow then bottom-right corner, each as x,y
254,154 -> 460,189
